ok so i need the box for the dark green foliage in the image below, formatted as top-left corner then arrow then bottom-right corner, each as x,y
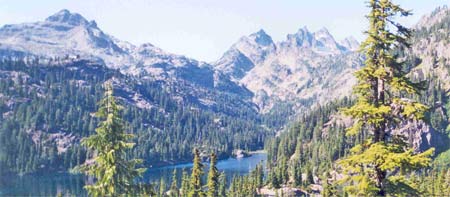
269,170 -> 280,189
188,149 -> 204,197
0,59 -> 270,175
159,178 -> 167,197
291,160 -> 302,187
252,164 -> 264,188
405,164 -> 450,196
264,98 -> 353,188
77,83 -> 145,196
415,6 -> 450,44
228,167 -> 263,197
170,169 -> 180,197
321,175 -> 337,197
206,153 -> 219,197
180,169 -> 190,197
218,172 -> 227,197
338,1 -> 435,196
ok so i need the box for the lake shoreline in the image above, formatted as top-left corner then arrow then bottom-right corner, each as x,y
0,153 -> 268,196
147,150 -> 267,169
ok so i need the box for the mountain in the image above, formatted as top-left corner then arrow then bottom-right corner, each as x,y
339,36 -> 360,51
214,26 -> 363,113
213,29 -> 275,81
262,6 -> 450,195
410,5 -> 450,89
4,6 -> 449,177
0,10 -> 268,174
0,9 -> 130,67
0,9 -> 256,115
406,5 -> 450,153
0,56 -> 271,174
0,9 -> 364,116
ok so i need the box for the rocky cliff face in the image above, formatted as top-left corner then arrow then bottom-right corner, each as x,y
403,6 -> 450,153
393,119 -> 449,153
214,29 -> 276,81
316,6 -> 450,153
0,9 -> 256,114
409,6 -> 450,89
214,27 -> 363,113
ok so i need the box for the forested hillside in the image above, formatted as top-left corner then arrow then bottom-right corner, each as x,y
0,58 -> 269,175
1,2 -> 450,197
263,80 -> 450,194
255,4 -> 450,196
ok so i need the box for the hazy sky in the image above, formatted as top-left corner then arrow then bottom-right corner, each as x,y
0,0 -> 448,61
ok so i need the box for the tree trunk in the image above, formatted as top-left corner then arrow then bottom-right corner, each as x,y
375,166 -> 386,196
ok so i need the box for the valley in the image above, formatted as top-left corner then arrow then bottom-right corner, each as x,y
1,2 -> 450,196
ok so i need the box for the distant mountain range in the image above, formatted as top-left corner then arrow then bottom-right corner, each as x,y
1,5 -> 450,174
0,9 -> 363,114
214,27 -> 362,112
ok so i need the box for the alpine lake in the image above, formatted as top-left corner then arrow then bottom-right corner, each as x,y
0,153 -> 267,196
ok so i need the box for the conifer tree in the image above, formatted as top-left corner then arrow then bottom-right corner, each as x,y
339,0 -> 434,196
305,167 -> 314,186
188,148 -> 204,197
228,175 -> 237,196
170,169 -> 180,197
159,178 -> 167,197
255,164 -> 264,188
218,172 -> 227,197
270,170 -> 280,189
181,169 -> 190,197
206,153 -> 219,197
293,162 -> 302,187
321,175 -> 336,197
77,82 -> 145,196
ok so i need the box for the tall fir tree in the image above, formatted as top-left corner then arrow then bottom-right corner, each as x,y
77,82 -> 145,196
339,0 -> 434,196
180,168 -> 190,197
206,153 -> 219,197
321,174 -> 336,197
270,170 -> 280,189
255,164 -> 264,188
293,162 -> 302,187
188,148 -> 204,197
218,172 -> 227,197
159,178 -> 167,197
170,169 -> 180,197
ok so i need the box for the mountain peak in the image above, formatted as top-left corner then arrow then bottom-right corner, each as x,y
140,43 -> 155,48
340,36 -> 359,51
314,28 -> 335,42
298,26 -> 310,33
315,27 -> 331,36
293,26 -> 312,39
45,9 -> 90,26
284,26 -> 313,47
255,29 -> 267,35
249,29 -> 273,46
416,5 -> 450,29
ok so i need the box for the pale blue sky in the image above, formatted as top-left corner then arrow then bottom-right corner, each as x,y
0,0 -> 448,61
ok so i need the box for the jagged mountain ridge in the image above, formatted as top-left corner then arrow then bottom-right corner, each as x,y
410,5 -> 450,89
214,26 -> 363,112
0,9 -> 365,115
0,9 -> 256,114
1,5 -> 450,177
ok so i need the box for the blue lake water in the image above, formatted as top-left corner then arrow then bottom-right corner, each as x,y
0,153 -> 267,196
